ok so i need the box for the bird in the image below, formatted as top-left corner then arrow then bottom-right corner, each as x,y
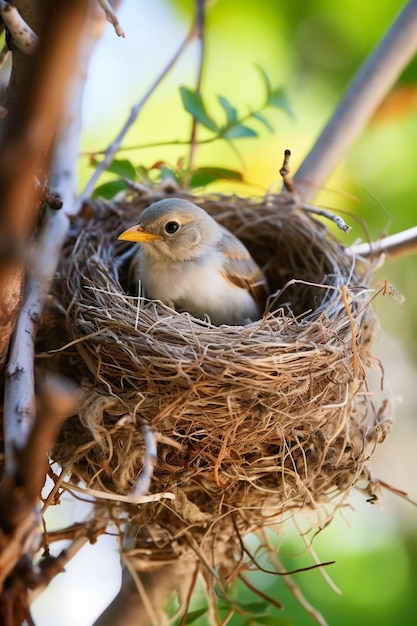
117,198 -> 268,326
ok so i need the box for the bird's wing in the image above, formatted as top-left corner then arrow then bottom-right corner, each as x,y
217,227 -> 268,312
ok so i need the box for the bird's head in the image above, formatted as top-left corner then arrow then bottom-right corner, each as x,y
117,198 -> 221,261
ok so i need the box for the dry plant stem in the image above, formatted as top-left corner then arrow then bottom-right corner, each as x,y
279,564 -> 329,626
79,13 -> 196,205
294,0 -> 417,202
187,0 -> 206,172
0,0 -> 38,53
351,225 -> 417,259
97,0 -> 125,37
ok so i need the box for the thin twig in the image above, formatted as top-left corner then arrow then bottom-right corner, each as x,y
187,0 -> 206,172
303,204 -> 351,233
0,0 -> 38,53
351,225 -> 417,259
97,0 -> 125,37
279,149 -> 296,194
79,13 -> 198,205
294,0 -> 417,201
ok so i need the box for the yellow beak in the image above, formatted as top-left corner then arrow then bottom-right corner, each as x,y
117,224 -> 162,243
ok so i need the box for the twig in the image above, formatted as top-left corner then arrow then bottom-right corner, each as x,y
132,423 -> 157,497
187,0 -> 206,172
350,226 -> 417,259
97,0 -> 125,37
79,13 -> 198,205
279,149 -> 296,194
303,204 -> 351,233
294,0 -> 417,202
0,0 -> 38,53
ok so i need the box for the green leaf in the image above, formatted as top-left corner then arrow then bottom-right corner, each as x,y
242,617 -> 292,626
92,179 -> 127,199
105,158 -> 136,179
218,95 -> 238,124
268,87 -> 293,117
136,165 -> 152,184
190,166 -> 243,188
251,111 -> 275,133
254,63 -> 273,96
222,124 -> 257,139
238,602 -> 269,614
160,165 -> 179,182
183,607 -> 208,624
180,86 -> 219,132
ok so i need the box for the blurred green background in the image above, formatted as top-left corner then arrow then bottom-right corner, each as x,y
33,0 -> 417,624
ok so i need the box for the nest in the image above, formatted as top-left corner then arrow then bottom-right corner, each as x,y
41,188 -> 391,571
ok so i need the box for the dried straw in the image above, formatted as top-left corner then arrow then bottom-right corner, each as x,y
41,188 -> 391,570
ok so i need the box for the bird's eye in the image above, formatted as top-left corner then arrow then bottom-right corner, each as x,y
165,221 -> 180,234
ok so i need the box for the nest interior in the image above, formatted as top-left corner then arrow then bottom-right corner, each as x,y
39,189 -> 391,568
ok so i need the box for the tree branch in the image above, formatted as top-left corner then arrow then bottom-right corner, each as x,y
350,225 -> 417,259
0,1 -> 106,619
93,564 -> 179,626
0,1 -> 38,53
294,0 -> 417,201
0,0 -> 89,368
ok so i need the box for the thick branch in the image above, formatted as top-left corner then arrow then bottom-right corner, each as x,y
350,226 -> 417,259
0,0 -> 89,367
0,1 -> 38,53
93,565 -> 179,626
294,0 -> 417,201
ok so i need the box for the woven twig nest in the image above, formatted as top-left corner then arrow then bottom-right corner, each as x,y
43,188 -> 391,570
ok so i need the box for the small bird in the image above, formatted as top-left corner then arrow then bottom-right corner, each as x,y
117,198 -> 268,325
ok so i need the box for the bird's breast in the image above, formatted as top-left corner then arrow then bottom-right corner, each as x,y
137,252 -> 259,325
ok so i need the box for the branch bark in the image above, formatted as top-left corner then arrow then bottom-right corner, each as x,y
294,0 -> 417,202
351,225 -> 417,260
0,0 -> 88,368
93,565 -> 180,626
0,1 -> 107,622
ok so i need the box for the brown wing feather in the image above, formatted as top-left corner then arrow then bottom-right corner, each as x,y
218,227 -> 268,312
